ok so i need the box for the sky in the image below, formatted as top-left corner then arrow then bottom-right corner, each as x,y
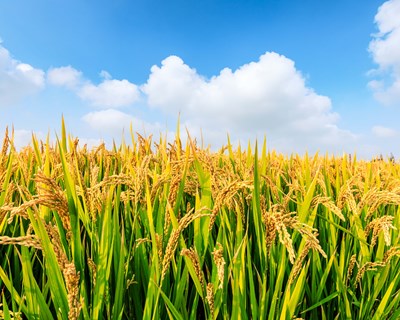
0,0 -> 400,158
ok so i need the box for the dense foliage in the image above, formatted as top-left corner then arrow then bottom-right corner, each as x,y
1,121 -> 400,319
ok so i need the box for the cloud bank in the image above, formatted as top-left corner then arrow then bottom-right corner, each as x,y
368,0 -> 400,106
142,53 -> 355,152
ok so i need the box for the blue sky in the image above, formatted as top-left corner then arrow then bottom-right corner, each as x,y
0,0 -> 399,158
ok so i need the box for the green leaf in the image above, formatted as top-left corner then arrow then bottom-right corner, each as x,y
301,291 -> 339,314
373,275 -> 398,320
158,285 -> 185,320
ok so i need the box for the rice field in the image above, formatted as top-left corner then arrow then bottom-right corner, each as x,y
1,120 -> 400,319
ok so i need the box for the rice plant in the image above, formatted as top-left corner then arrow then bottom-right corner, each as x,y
1,120 -> 400,319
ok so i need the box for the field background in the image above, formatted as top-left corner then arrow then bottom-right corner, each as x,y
1,122 -> 400,319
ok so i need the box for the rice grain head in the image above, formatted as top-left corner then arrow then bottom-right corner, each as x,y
365,215 -> 395,247
354,261 -> 385,288
206,283 -> 214,319
181,247 -> 204,289
212,243 -> 225,289
161,208 -> 209,281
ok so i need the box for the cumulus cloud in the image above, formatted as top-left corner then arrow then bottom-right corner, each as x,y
142,53 -> 355,153
47,64 -> 140,108
79,79 -> 140,108
82,109 -> 134,131
82,109 -> 163,135
47,66 -> 82,89
372,125 -> 398,138
0,45 -> 45,107
368,0 -> 400,106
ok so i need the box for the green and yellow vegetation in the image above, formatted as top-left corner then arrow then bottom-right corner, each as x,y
1,120 -> 400,319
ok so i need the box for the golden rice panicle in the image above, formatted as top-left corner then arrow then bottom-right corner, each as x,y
206,283 -> 214,319
164,163 -> 183,235
336,175 -> 361,214
155,233 -> 163,262
289,232 -> 327,285
161,229 -> 180,280
289,240 -> 312,285
0,235 -> 42,250
365,215 -> 395,247
161,208 -> 209,281
64,262 -> 81,320
135,237 -> 151,248
149,173 -> 169,202
280,225 -> 296,264
312,195 -> 345,221
136,133 -> 152,158
87,257 -> 97,287
34,172 -> 71,233
168,162 -> 183,205
209,180 -> 245,231
46,224 -> 81,319
45,223 -> 69,270
134,154 -> 153,203
261,197 -> 276,253
383,246 -> 400,264
1,182 -> 48,224
298,229 -> 327,259
212,242 -> 225,289
267,206 -> 298,264
1,201 -> 34,224
365,191 -> 400,219
46,222 -> 80,318
354,261 -> 386,288
181,247 -> 204,289
357,187 -> 379,213
346,254 -> 357,284
263,212 -> 276,253
262,174 -> 281,201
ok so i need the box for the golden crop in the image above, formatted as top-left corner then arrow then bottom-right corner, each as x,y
0,122 -> 400,319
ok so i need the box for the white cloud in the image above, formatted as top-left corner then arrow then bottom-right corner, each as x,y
143,55 -> 205,113
81,109 -> 163,135
374,0 -> 400,34
372,125 -> 398,138
99,70 -> 112,80
47,65 -> 140,108
142,52 -> 355,153
47,66 -> 82,89
79,79 -> 140,108
0,45 -> 45,107
82,109 -> 134,131
368,0 -> 400,106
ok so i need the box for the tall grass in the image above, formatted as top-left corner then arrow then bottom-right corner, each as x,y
1,122 -> 400,319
